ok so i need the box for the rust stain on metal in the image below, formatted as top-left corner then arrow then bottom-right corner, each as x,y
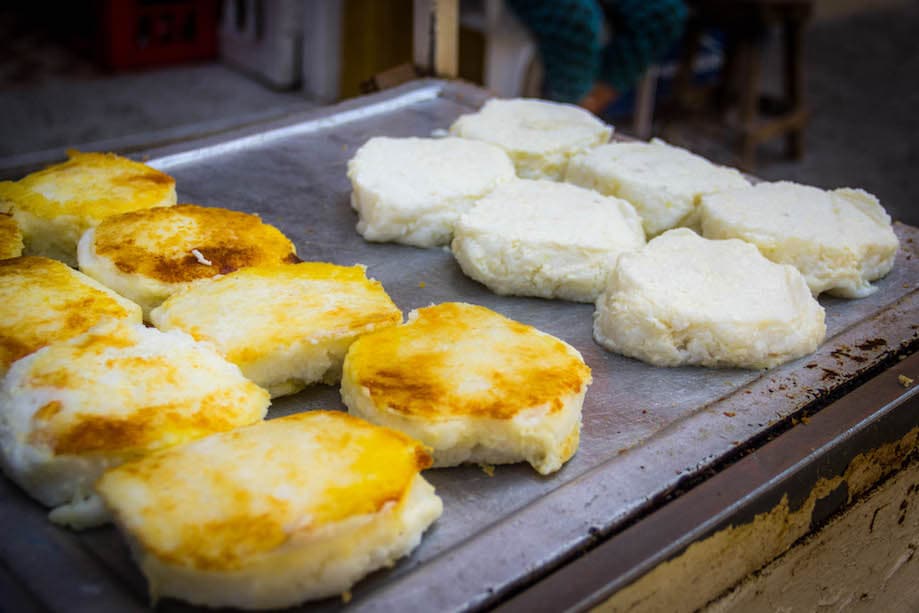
857,338 -> 888,351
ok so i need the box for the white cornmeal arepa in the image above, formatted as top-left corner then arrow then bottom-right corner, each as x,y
565,138 -> 750,236
594,229 -> 826,369
96,411 -> 442,610
449,98 -> 612,180
0,151 -> 176,266
699,181 -> 899,298
347,136 -> 515,247
0,321 -> 269,529
452,179 -> 645,302
0,256 -> 142,378
78,203 -> 299,318
0,212 -> 23,259
341,302 -> 592,475
150,262 -> 402,398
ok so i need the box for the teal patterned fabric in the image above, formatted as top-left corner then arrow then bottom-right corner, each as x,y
506,0 -> 687,103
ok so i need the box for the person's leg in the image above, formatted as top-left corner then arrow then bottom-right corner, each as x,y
505,0 -> 604,104
600,0 -> 687,95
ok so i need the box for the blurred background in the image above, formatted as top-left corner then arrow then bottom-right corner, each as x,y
0,0 -> 915,225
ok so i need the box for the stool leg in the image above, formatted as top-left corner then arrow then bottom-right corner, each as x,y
784,14 -> 806,159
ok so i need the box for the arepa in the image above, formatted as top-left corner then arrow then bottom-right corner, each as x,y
341,302 -> 591,475
96,411 -> 442,610
449,98 -> 612,180
0,151 -> 176,266
0,321 -> 269,529
151,262 -> 402,397
78,203 -> 299,317
0,256 -> 142,377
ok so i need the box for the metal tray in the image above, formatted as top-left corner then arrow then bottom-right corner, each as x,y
1,80 -> 917,612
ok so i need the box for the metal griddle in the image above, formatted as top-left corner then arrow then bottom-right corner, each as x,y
1,80 -> 916,612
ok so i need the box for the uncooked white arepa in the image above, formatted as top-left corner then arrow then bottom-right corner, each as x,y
593,229 -> 826,369
449,98 -> 612,180
565,138 -> 750,236
699,181 -> 899,298
452,179 -> 645,302
96,411 -> 442,610
0,151 -> 176,266
347,136 -> 515,247
150,262 -> 402,397
341,302 -> 592,475
0,321 -> 268,529
77,203 -> 299,318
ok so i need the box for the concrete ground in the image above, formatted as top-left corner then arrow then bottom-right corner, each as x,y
0,2 -> 916,225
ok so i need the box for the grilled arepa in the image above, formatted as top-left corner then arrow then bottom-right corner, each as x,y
0,256 -> 142,377
77,204 -> 299,317
150,262 -> 402,397
0,212 -> 23,259
0,321 -> 269,529
341,302 -> 592,474
452,179 -> 645,302
96,410 -> 442,610
700,181 -> 899,298
0,151 -> 176,266
565,139 -> 750,236
449,98 -> 612,180
347,136 -> 516,247
594,229 -> 826,369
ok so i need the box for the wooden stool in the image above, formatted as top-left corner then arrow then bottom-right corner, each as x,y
674,0 -> 814,170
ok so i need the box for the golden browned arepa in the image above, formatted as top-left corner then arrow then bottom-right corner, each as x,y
0,321 -> 269,529
0,256 -> 142,377
341,302 -> 592,474
150,262 -> 402,397
0,212 -> 23,259
77,204 -> 299,317
0,151 -> 176,265
96,411 -> 442,610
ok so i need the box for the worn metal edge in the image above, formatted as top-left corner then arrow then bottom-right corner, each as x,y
350,286 -> 918,613
493,353 -> 919,613
143,79 -> 461,170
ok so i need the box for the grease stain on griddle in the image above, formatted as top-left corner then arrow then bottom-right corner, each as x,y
856,338 -> 887,351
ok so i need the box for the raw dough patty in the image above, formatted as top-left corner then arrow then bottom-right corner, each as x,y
700,181 -> 899,298
593,229 -> 826,369
449,98 -> 612,180
347,136 -> 515,247
565,139 -> 750,236
341,302 -> 592,475
97,411 -> 442,610
452,179 -> 645,302
151,262 -> 402,397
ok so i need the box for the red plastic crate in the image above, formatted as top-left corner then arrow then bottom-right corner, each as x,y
99,0 -> 218,70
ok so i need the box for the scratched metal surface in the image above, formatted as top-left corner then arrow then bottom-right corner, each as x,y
1,80 -> 917,613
